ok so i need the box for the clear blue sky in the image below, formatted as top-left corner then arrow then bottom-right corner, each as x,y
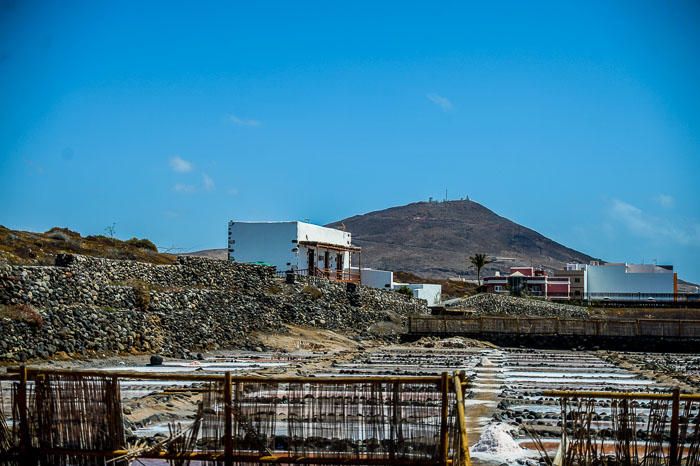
1,1 -> 699,281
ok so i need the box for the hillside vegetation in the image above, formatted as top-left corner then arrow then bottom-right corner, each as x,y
0,225 -> 176,265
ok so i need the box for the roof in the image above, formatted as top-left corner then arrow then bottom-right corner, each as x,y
298,241 -> 361,252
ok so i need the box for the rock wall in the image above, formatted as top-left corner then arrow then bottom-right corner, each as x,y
0,255 -> 427,361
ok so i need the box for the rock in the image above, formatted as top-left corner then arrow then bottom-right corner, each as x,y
149,355 -> 164,366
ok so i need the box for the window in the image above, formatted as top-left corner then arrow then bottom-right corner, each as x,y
574,278 -> 580,283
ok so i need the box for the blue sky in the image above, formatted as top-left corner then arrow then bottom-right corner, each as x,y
1,1 -> 699,281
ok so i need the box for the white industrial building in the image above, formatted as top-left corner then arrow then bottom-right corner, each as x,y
585,262 -> 677,301
228,221 -> 361,281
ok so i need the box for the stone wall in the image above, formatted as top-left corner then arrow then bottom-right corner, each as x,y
0,255 -> 427,361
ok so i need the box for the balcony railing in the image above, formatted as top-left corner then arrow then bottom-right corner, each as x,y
276,268 -> 361,284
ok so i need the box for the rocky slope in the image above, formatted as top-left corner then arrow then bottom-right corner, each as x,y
0,255 -> 428,362
328,200 -> 594,277
459,293 -> 589,319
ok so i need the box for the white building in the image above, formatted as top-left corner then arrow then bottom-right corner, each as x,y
229,220 -> 442,305
228,221 -> 361,281
349,267 -> 443,306
349,267 -> 393,289
586,262 -> 677,301
393,283 -> 443,306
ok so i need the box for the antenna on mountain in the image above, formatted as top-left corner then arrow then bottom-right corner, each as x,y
445,188 -> 448,202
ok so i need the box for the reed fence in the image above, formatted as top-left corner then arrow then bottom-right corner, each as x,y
0,367 -> 471,466
535,390 -> 700,466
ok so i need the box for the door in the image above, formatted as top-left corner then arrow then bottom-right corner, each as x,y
308,249 -> 315,276
336,253 -> 343,280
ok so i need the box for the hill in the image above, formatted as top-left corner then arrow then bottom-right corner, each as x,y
328,200 -> 594,277
179,248 -> 227,260
0,225 -> 176,265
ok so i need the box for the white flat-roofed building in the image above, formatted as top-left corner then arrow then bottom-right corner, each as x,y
586,262 -> 677,301
393,283 -> 442,306
228,220 -> 361,282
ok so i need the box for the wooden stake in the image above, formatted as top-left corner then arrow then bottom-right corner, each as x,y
224,371 -> 233,466
453,371 -> 471,466
440,373 -> 450,466
670,387 -> 680,466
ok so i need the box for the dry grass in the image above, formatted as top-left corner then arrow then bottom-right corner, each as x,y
0,303 -> 43,327
301,284 -> 323,300
0,225 -> 176,266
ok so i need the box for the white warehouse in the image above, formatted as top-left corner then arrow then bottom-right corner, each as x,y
228,221 -> 361,281
586,262 -> 677,301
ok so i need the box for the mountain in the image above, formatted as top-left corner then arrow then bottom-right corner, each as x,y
179,248 -> 227,260
327,200 -> 594,278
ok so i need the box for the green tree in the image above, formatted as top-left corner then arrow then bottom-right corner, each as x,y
469,253 -> 493,286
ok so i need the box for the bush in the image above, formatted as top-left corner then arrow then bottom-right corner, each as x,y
44,227 -> 80,241
131,281 -> 151,311
0,304 -> 43,327
45,230 -> 71,242
126,237 -> 158,252
301,285 -> 323,300
395,286 -> 414,298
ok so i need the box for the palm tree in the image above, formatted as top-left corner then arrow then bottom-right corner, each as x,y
469,253 -> 493,287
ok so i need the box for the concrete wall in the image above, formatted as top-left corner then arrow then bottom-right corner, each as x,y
587,263 -> 674,299
350,267 -> 393,289
297,222 -> 352,247
228,221 -> 299,270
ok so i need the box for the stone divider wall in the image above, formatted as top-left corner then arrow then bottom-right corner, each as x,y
0,255 -> 427,361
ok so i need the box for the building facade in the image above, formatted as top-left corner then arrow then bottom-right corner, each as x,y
228,221 -> 443,304
585,262 -> 677,301
483,267 -> 570,300
228,221 -> 361,281
554,263 -> 588,300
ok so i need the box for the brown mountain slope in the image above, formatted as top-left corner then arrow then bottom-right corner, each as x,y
327,200 -> 594,278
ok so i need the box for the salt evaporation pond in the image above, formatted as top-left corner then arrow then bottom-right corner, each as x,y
2,345 -> 675,466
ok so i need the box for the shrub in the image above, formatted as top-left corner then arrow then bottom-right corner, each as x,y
266,284 -> 283,295
0,304 -> 43,327
126,238 -> 158,252
45,227 -> 80,241
46,230 -> 71,242
131,281 -> 151,311
301,285 -> 323,300
395,286 -> 414,298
